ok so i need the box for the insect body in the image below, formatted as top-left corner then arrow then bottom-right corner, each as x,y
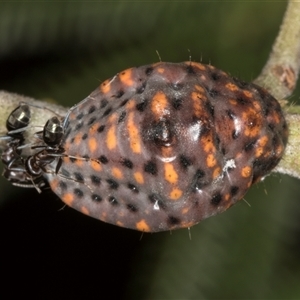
37,61 -> 288,232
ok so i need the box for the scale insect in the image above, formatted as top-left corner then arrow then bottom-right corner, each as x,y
1,62 -> 288,232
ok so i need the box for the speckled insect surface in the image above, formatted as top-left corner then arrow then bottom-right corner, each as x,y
2,62 -> 286,232
38,61 -> 288,232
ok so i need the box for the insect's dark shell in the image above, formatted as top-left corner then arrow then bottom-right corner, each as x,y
45,62 -> 288,232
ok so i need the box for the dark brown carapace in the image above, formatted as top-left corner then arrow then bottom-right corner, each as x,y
41,62 -> 287,232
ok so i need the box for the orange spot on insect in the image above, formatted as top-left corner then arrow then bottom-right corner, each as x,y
74,134 -> 82,146
252,101 -> 262,112
188,61 -> 206,70
243,90 -> 253,98
126,99 -> 136,110
75,159 -> 84,167
63,156 -> 70,164
201,134 -> 216,153
169,188 -> 182,200
49,178 -> 59,191
206,154 -> 216,168
157,67 -> 165,74
241,166 -> 252,178
100,80 -> 111,94
255,135 -> 268,157
116,221 -> 124,227
89,122 -> 100,135
88,137 -> 97,153
112,167 -> 123,179
164,163 -> 178,184
81,206 -> 89,215
134,172 -> 144,184
136,219 -> 151,232
225,193 -> 230,201
229,99 -> 238,105
151,91 -> 168,117
212,167 -> 221,179
195,85 -> 205,93
181,207 -> 190,214
64,141 -> 70,152
106,125 -> 117,150
127,112 -> 141,153
191,92 -> 203,117
62,193 -> 74,206
225,83 -> 238,91
90,160 -> 102,171
119,68 -> 134,87
108,113 -> 117,123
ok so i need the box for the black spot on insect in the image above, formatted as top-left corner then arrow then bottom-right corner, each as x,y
215,135 -> 221,148
64,127 -> 72,139
97,125 -> 105,133
119,99 -> 129,107
264,107 -> 270,117
76,112 -> 84,120
82,133 -> 88,140
205,102 -> 214,117
232,77 -> 248,89
116,90 -> 124,98
136,99 -> 148,112
87,117 -> 97,126
91,194 -> 102,202
232,130 -> 239,139
75,123 -> 83,131
109,196 -> 118,205
106,179 -> 119,190
179,155 -> 192,169
88,105 -> 96,114
199,122 -> 211,137
100,99 -> 108,108
172,97 -> 183,109
148,193 -> 166,210
227,110 -> 235,120
168,216 -> 180,225
61,168 -> 70,177
91,175 -> 101,186
118,111 -> 126,124
59,181 -> 67,190
208,89 -> 219,98
70,157 -> 77,163
121,158 -> 133,169
186,64 -> 196,74
144,161 -> 158,175
103,107 -> 112,117
145,67 -> 153,76
82,155 -> 90,160
137,83 -> 146,94
211,72 -> 221,81
70,137 -> 75,144
74,188 -> 84,198
244,140 -> 256,152
128,183 -> 139,193
268,123 -> 275,131
211,193 -> 222,205
152,120 -> 173,146
99,155 -> 108,164
171,83 -> 184,91
74,172 -> 84,183
127,204 -> 138,212
230,186 -> 239,196
191,169 -> 208,192
237,96 -> 249,105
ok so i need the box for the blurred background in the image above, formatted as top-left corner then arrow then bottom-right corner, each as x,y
1,1 -> 300,299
